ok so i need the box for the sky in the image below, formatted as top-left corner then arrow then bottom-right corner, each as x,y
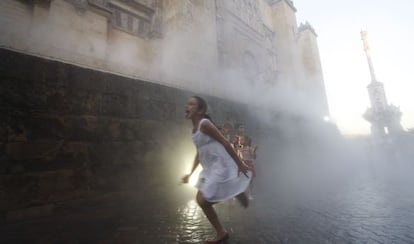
293,0 -> 414,135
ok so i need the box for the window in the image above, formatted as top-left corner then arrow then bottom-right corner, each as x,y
109,1 -> 154,37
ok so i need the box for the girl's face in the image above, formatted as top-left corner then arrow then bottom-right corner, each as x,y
184,97 -> 201,119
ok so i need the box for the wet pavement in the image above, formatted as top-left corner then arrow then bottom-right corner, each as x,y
2,160 -> 414,244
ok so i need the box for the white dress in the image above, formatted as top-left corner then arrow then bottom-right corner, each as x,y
193,118 -> 251,202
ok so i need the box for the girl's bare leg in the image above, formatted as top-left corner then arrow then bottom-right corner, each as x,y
196,191 -> 228,240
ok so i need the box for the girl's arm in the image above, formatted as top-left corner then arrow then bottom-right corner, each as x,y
200,120 -> 249,177
182,153 -> 199,183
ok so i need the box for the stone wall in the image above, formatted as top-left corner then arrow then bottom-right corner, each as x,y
0,48 -> 257,220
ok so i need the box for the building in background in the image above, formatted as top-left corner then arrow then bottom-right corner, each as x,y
0,0 -> 329,118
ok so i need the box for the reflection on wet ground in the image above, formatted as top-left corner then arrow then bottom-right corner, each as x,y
171,159 -> 414,244
176,200 -> 205,243
1,160 -> 414,243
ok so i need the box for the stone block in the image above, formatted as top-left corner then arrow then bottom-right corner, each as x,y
102,88 -> 137,118
0,151 -> 9,174
0,49 -> 36,82
31,58 -> 58,86
107,119 -> 121,140
6,122 -> 28,142
124,90 -> 138,118
135,98 -> 150,119
140,120 -> 163,140
142,141 -> 163,162
160,85 -> 180,102
6,204 -> 54,221
144,83 -> 180,102
104,74 -> 136,95
45,89 -> 70,113
0,78 -> 37,112
66,88 -> 102,115
118,120 -> 139,141
88,142 -> 116,167
58,141 -> 89,163
101,92 -> 128,117
1,174 -> 38,210
116,166 -> 144,190
27,115 -> 65,140
40,61 -> 70,88
5,141 -> 62,161
29,86 -> 49,112
137,82 -> 179,102
136,99 -> 175,121
0,127 -> 7,142
89,161 -> 147,192
9,164 -> 25,174
127,120 -> 145,140
89,140 -> 145,168
67,65 -> 106,91
63,116 -> 103,141
160,101 -> 177,121
36,173 -> 57,196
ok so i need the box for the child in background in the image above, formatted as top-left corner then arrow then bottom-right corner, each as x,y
240,136 -> 257,199
232,123 -> 245,154
220,122 -> 233,142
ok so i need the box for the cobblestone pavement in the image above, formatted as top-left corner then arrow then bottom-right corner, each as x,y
2,160 -> 414,244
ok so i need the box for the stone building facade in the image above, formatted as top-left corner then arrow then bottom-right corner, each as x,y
0,0 -> 329,117
0,0 -> 330,221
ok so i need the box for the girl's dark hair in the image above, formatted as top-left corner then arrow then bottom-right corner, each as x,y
192,96 -> 215,124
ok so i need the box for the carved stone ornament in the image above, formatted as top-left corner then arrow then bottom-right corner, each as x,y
182,1 -> 194,23
34,0 -> 52,8
66,0 -> 88,12
88,0 -> 108,7
230,0 -> 262,33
